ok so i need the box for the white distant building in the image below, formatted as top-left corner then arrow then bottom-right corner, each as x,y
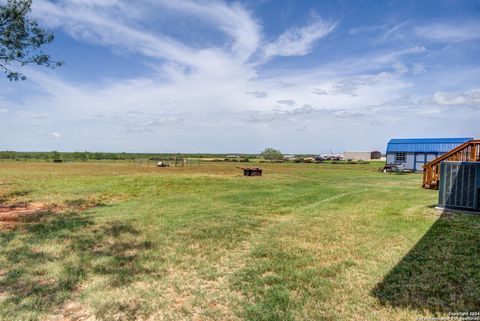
283,155 -> 296,161
343,151 -> 372,161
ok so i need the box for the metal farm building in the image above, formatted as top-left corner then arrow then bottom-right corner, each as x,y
386,138 -> 473,172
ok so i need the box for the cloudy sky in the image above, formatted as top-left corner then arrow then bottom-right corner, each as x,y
1,0 -> 479,153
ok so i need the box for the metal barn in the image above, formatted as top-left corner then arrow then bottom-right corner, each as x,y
438,162 -> 480,212
386,138 -> 473,172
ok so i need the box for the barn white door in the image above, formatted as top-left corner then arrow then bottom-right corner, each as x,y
415,153 -> 426,171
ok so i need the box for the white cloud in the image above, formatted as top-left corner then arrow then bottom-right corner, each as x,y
277,100 -> 295,106
415,20 -> 480,42
5,39 -> 422,145
349,24 -> 387,35
152,0 -> 261,62
330,66 -> 409,97
250,104 -> 317,123
0,108 -> 8,112
126,117 -> 184,133
263,19 -> 336,58
249,104 -> 370,124
392,62 -> 408,74
289,104 -> 314,115
381,21 -> 410,41
51,132 -> 61,138
431,90 -> 480,106
374,46 -> 426,65
334,111 -> 366,119
32,0 -> 200,66
246,90 -> 268,99
411,63 -> 426,75
312,88 -> 328,95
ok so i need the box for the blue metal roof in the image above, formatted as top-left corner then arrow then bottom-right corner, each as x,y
386,138 -> 473,153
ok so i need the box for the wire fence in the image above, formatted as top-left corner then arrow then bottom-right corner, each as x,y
133,157 -> 203,167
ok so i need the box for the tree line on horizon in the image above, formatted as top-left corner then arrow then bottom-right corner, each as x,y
0,148 -> 287,162
0,151 -> 261,161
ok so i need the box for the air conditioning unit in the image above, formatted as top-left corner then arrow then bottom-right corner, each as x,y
438,162 -> 480,212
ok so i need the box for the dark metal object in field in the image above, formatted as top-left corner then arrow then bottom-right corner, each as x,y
53,159 -> 63,163
238,167 -> 262,176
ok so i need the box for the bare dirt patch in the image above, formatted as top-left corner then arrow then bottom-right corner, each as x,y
0,200 -> 99,230
0,202 -> 52,230
46,301 -> 96,321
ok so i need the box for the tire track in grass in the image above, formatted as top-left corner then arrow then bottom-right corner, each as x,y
294,189 -> 371,213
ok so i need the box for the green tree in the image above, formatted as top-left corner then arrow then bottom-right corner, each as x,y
0,0 -> 62,80
80,152 -> 89,162
52,150 -> 61,160
1,150 -> 16,159
71,151 -> 88,161
259,148 -> 283,161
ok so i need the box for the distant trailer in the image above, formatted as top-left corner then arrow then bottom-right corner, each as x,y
53,159 -> 63,163
239,167 -> 262,176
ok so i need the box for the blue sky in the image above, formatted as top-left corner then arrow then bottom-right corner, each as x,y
1,0 -> 479,153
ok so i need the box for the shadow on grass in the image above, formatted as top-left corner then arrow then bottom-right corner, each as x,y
372,212 -> 480,314
0,209 -> 153,320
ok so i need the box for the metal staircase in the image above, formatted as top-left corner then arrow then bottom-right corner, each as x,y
423,140 -> 480,189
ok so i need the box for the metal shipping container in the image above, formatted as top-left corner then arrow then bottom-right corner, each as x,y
438,162 -> 480,212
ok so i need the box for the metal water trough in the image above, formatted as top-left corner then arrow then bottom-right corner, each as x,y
239,167 -> 262,176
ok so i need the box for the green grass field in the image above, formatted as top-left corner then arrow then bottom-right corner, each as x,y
0,161 -> 479,321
